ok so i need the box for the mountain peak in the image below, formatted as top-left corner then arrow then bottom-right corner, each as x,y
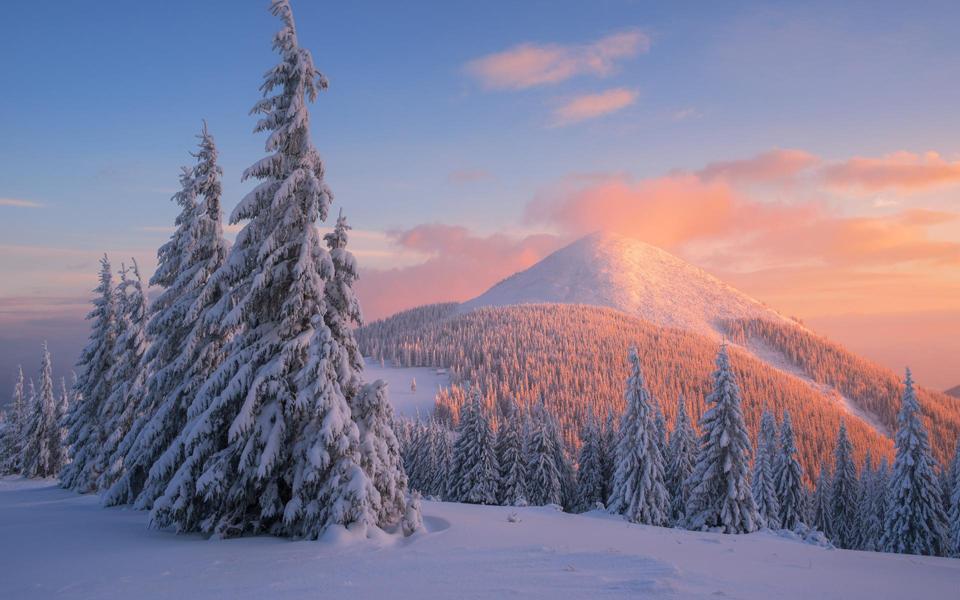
460,231 -> 790,338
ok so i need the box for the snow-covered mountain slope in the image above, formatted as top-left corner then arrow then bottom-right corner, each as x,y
460,231 -> 792,339
4,478 -> 959,600
947,385 -> 960,399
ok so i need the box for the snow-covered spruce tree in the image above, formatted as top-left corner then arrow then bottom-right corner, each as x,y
574,409 -> 605,512
427,420 -> 452,499
496,399 -> 527,505
61,255 -> 116,492
104,124 -> 229,508
21,343 -> 64,478
829,421 -> 860,549
666,394 -> 696,525
773,410 -> 805,530
97,260 -> 149,493
855,450 -> 879,551
752,410 -> 780,529
352,379 -> 407,525
870,458 -> 890,548
882,368 -> 948,556
944,439 -> 959,537
546,405 -> 576,509
525,401 -> 562,506
447,387 -> 499,504
811,462 -> 833,538
0,366 -> 25,474
600,410 -> 617,503
609,348 -> 669,526
947,448 -> 960,558
322,208 -> 364,401
684,344 -> 759,533
152,0 -> 388,539
407,421 -> 434,494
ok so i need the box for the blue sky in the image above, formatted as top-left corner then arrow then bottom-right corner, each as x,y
1,0 -> 959,391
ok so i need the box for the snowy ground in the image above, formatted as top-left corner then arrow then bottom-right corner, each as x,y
362,357 -> 450,419
2,478 -> 958,600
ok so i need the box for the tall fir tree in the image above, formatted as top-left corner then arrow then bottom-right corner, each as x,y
97,261 -> 149,492
855,450 -> 880,551
0,366 -> 25,474
447,387 -> 500,504
600,410 -> 618,503
609,348 -> 669,526
752,410 -> 781,529
545,404 -> 575,509
525,401 -> 563,506
152,0 -> 382,539
811,462 -> 833,538
829,421 -> 860,549
61,255 -> 116,492
773,410 -> 805,530
882,368 -> 948,556
666,394 -> 697,525
104,123 -> 229,508
351,380 -> 407,524
949,442 -> 960,557
496,399 -> 527,505
21,343 -> 64,478
574,409 -> 605,512
684,345 -> 759,533
428,420 -> 453,499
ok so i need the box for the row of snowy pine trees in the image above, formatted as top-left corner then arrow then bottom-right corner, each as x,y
1,0 -> 419,540
0,346 -> 71,479
399,346 -> 960,557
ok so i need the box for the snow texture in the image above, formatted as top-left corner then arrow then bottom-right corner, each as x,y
2,477 -> 959,600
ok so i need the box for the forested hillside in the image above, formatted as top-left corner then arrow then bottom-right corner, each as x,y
357,303 -> 925,480
724,318 -> 960,464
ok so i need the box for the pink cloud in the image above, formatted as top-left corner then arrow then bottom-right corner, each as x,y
465,29 -> 650,90
356,225 -> 563,321
698,149 -> 820,183
0,198 -> 43,208
551,88 -> 638,126
822,151 -> 960,193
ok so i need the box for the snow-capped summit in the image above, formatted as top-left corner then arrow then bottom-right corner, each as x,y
460,231 -> 790,338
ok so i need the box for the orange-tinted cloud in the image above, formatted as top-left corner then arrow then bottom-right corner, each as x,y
465,29 -> 650,90
551,88 -> 638,126
356,225 -> 563,321
698,149 -> 819,184
822,151 -> 960,193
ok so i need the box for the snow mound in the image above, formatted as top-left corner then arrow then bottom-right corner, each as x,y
460,231 -> 790,339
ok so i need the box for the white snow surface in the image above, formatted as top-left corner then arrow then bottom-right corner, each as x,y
362,357 -> 450,419
3,477 -> 958,600
460,231 -> 792,339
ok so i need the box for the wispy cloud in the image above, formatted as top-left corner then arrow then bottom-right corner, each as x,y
448,169 -> 493,184
551,88 -> 638,126
0,198 -> 43,208
465,29 -> 650,90
822,151 -> 960,194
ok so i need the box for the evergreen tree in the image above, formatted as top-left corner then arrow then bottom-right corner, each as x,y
152,1 -> 381,539
21,343 -> 64,478
323,208 -> 364,402
352,380 -> 407,525
61,255 -> 116,492
871,458 -> 891,549
0,366 -> 25,474
855,450 -> 880,551
684,345 -> 759,533
609,348 -> 669,526
574,409 -> 604,512
97,261 -> 149,492
665,394 -> 696,525
882,368 -> 948,556
428,420 -> 453,499
546,404 -> 576,509
447,387 -> 499,504
811,462 -> 833,538
104,123 -> 229,508
829,421 -> 860,549
752,410 -> 781,529
774,411 -> 805,530
496,399 -> 527,505
600,410 -> 617,503
949,446 -> 960,557
525,401 -> 562,506
943,439 -> 959,535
